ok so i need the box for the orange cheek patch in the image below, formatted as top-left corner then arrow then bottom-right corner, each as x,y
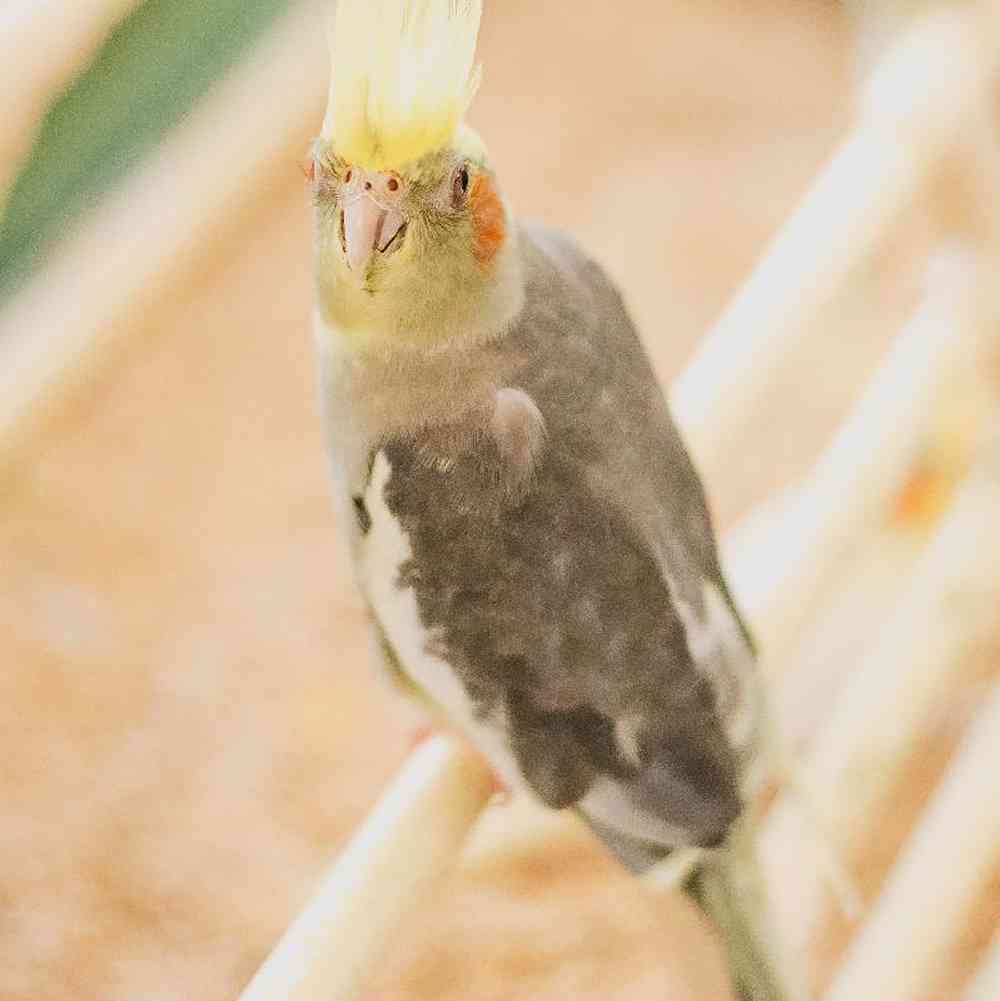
470,174 -> 507,266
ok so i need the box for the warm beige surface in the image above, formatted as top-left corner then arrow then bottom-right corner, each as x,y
6,3 -> 993,1001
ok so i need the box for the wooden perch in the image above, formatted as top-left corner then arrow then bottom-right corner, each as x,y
965,933 -> 1000,1001
764,523 -> 928,754
672,6 -> 995,475
238,737 -> 494,1001
723,246 -> 995,661
821,685 -> 1000,1001
762,426 -> 1000,989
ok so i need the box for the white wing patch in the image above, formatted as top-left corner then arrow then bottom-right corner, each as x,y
580,777 -> 691,848
359,452 -> 524,790
667,575 -> 760,757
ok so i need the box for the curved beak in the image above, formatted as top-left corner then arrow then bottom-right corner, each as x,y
343,194 -> 406,271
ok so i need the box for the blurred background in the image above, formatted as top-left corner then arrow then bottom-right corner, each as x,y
1,1 -> 991,999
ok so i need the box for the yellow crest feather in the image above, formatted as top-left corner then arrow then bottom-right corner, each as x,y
323,0 -> 483,171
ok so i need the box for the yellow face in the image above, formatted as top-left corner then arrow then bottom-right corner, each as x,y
309,129 -> 508,343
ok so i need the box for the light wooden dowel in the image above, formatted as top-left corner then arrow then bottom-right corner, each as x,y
672,6 -> 993,476
765,522 -> 929,753
762,430 -> 1000,976
672,126 -> 919,467
238,737 -> 494,1001
821,685 -> 1000,1001
964,933 -> 1000,1001
723,247 -> 993,659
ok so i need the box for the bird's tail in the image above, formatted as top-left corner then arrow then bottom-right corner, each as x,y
584,810 -> 796,1000
681,819 -> 797,1001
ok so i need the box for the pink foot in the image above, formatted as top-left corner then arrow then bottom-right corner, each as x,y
407,723 -> 511,802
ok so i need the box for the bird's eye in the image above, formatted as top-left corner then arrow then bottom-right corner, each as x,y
452,165 -> 471,207
387,177 -> 400,192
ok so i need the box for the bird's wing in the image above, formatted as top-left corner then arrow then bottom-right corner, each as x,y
510,222 -> 764,763
365,427 -> 741,854
357,222 -> 757,858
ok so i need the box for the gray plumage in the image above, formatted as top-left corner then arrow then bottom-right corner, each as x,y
318,223 -> 764,870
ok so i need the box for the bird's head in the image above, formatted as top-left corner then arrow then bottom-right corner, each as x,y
310,0 -> 518,346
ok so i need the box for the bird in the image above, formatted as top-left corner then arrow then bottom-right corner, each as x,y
309,2 -> 789,997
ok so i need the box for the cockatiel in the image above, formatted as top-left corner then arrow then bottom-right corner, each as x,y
310,2 -> 788,998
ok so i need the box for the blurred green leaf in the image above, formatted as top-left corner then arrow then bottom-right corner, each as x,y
0,0 -> 295,303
